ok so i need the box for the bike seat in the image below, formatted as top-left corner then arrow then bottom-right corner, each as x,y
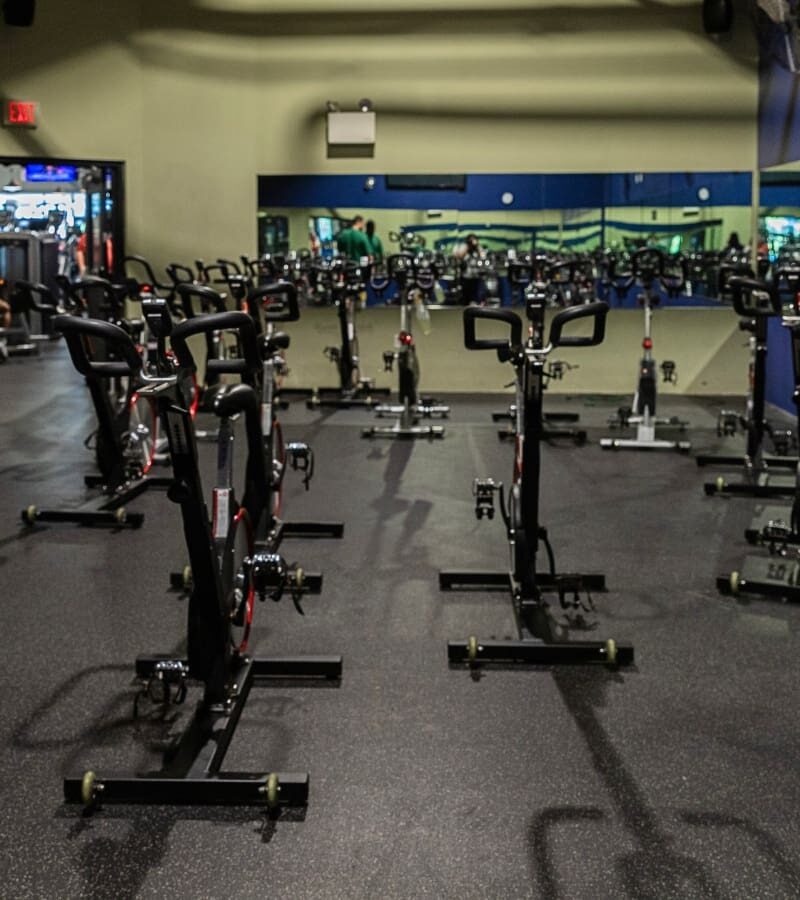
262,331 -> 290,356
213,382 -> 258,420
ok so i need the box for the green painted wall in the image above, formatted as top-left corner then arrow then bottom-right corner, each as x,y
0,1 -> 758,271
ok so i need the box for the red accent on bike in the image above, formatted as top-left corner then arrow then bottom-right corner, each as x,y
513,434 -> 523,484
129,392 -> 157,474
141,284 -> 153,294
189,373 -> 200,419
643,338 -> 653,350
399,331 -> 413,346
232,507 -> 256,655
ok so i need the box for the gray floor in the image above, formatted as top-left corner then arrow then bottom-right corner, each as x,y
1,344 -> 799,900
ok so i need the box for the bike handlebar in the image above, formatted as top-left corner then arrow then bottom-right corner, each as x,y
728,277 -> 781,319
170,311 -> 261,376
463,307 -> 523,351
54,314 -> 143,378
175,283 -> 228,317
548,301 -> 609,348
249,281 -> 300,322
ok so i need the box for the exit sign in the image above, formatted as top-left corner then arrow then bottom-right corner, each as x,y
3,100 -> 38,128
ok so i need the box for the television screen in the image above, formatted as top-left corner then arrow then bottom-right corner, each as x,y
762,215 -> 800,259
25,163 -> 78,183
315,216 -> 334,242
385,174 -> 466,191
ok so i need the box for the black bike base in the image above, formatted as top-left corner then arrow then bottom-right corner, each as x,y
19,473 -> 172,530
64,771 -> 311,807
440,569 -> 631,667
695,453 -> 797,469
84,474 -> 172,490
493,409 -> 579,424
499,425 -> 587,444
447,638 -> 634,667
363,423 -> 445,439
439,569 -> 606,592
280,521 -> 345,539
717,554 -> 800,602
23,471 -> 173,529
65,654 -> 342,811
703,471 -> 795,498
745,504 -> 796,546
306,385 -> 391,410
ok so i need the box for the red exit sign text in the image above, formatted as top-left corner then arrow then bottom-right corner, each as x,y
3,100 -> 38,128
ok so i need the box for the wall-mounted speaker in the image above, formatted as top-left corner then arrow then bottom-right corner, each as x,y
3,0 -> 35,27
703,0 -> 733,35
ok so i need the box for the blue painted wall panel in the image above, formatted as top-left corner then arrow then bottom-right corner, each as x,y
766,316 -> 794,413
258,172 -> 751,212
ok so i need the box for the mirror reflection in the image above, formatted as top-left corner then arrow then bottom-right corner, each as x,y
256,172 -> 765,310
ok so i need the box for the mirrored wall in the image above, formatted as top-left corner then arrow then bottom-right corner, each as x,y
257,172 -> 760,308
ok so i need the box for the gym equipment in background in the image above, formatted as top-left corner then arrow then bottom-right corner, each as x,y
493,260 -> 587,444
363,252 -> 449,439
439,290 -> 633,668
717,302 -> 800,602
306,257 -> 389,409
61,299 -> 342,813
601,247 -> 690,452
21,279 -> 171,528
0,278 -> 59,359
700,276 -> 798,497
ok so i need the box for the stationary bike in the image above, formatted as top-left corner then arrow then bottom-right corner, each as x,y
59,300 -> 342,813
701,276 -> 797,498
493,261 -> 587,445
21,278 -> 171,529
439,291 -> 633,668
364,252 -> 449,439
306,258 -> 389,409
717,298 -> 800,603
601,247 -> 690,452
0,279 -> 60,358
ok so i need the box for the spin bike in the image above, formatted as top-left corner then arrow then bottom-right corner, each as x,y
306,258 -> 389,409
0,279 -> 60,358
363,252 -> 449,439
170,280 -> 343,593
21,277 -> 171,529
493,261 -> 586,445
60,300 -> 341,813
439,291 -> 633,668
601,247 -> 690,452
716,300 -> 800,603
699,276 -> 797,497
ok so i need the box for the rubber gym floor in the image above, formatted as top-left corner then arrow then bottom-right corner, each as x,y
1,343 -> 799,900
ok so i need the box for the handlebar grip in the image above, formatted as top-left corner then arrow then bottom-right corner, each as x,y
217,258 -> 242,276
54,314 -> 143,378
632,247 -> 665,276
175,283 -> 227,317
249,280 -> 300,322
508,262 -> 533,286
548,301 -> 609,348
170,311 -> 260,373
388,252 -> 414,277
728,277 -> 781,318
464,307 -> 523,351
165,263 -> 196,285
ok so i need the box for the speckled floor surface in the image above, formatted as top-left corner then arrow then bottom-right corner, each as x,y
1,344 -> 799,900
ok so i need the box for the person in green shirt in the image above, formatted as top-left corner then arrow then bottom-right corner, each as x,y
365,219 -> 384,262
336,215 -> 372,261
